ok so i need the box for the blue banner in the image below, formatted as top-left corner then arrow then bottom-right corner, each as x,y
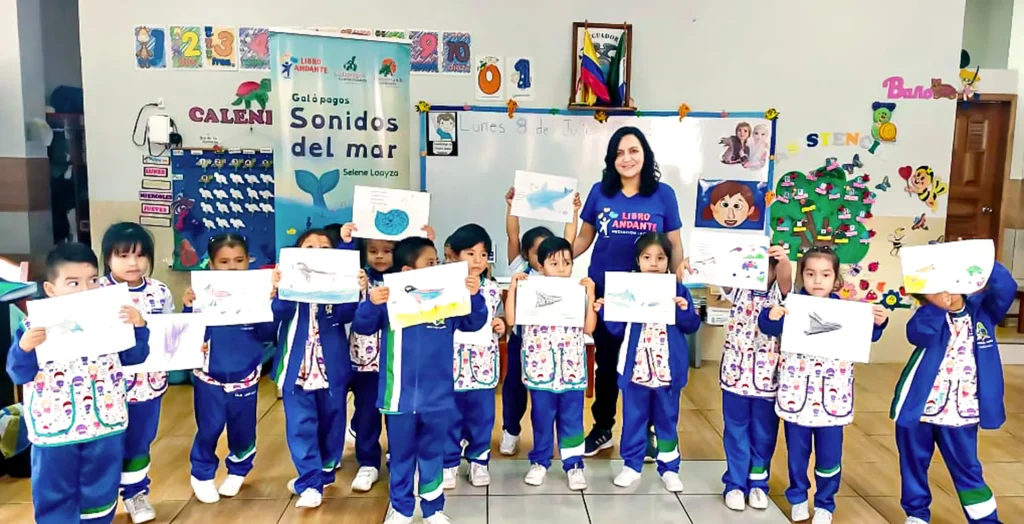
271,30 -> 411,250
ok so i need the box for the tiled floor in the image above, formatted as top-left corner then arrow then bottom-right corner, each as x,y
1,363 -> 1022,523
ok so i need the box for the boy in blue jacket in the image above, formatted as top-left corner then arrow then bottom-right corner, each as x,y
7,242 -> 150,523
352,236 -> 487,524
891,261 -> 1016,524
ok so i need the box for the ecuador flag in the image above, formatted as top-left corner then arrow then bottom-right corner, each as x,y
576,30 -> 610,105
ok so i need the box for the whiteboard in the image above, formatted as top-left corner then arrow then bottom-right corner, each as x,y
423,108 -> 776,278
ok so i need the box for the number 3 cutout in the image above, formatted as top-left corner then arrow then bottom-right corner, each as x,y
213,30 -> 234,58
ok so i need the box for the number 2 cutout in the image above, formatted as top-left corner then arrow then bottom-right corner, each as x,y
182,31 -> 201,57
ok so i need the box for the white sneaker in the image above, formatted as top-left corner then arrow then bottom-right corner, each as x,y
424,512 -> 453,524
724,489 -> 745,511
469,463 -> 490,487
218,474 -> 245,497
499,430 -> 519,456
286,478 -> 298,495
524,464 -> 547,486
812,509 -> 833,524
661,471 -> 684,493
791,501 -> 810,521
351,466 -> 379,492
748,487 -> 769,510
905,517 -> 929,524
383,505 -> 414,524
124,492 -> 157,523
567,468 -> 587,491
613,467 -> 642,488
442,466 -> 458,489
190,476 -> 220,504
295,488 -> 322,509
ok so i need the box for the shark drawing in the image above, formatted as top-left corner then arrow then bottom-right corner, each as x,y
607,289 -> 635,304
525,184 -> 573,210
404,285 -> 444,304
47,319 -> 84,336
535,290 -> 563,308
804,312 -> 842,336
294,262 -> 333,283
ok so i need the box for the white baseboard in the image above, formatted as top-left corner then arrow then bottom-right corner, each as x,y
1000,343 -> 1024,364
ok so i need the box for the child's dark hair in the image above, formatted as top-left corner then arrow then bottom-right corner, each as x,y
208,233 -> 248,259
536,237 -> 572,266
323,223 -> 344,246
295,228 -> 332,248
634,232 -> 672,271
798,245 -> 843,291
46,242 -> 99,281
393,237 -> 436,269
521,226 -> 554,257
449,223 -> 493,278
100,222 -> 155,275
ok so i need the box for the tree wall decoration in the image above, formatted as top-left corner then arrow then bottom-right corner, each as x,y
769,161 -> 876,262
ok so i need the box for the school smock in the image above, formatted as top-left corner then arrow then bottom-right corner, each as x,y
579,181 -> 682,295
351,292 -> 487,414
7,321 -> 150,447
891,262 -> 1016,430
100,275 -> 173,403
349,266 -> 385,373
272,299 -> 357,394
602,282 -> 701,391
520,323 -> 587,393
720,283 -> 784,399
184,304 -> 276,391
453,278 -> 502,391
758,290 -> 887,427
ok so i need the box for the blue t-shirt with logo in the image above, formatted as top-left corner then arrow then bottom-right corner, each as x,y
580,181 -> 682,294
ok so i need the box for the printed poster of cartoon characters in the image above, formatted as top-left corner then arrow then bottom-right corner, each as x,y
427,111 -> 459,157
700,118 -> 774,182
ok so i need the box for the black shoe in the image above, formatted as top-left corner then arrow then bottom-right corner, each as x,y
644,426 -> 657,463
583,428 -> 614,457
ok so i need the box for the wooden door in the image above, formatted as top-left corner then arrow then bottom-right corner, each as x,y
946,100 -> 1011,243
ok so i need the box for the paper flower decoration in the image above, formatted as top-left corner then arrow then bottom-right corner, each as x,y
594,110 -> 609,123
506,99 -> 518,119
880,290 -> 901,310
678,103 -> 691,121
764,108 -> 780,120
415,101 -> 431,113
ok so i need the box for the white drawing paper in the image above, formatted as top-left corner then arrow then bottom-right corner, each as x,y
382,261 -> 470,329
352,186 -> 431,241
899,239 -> 995,294
510,170 -> 578,223
278,248 -> 361,304
603,272 -> 677,325
124,314 -> 207,373
686,230 -> 770,291
505,56 -> 534,100
780,294 -> 874,363
191,269 -> 273,326
28,284 -> 136,364
514,275 -> 586,327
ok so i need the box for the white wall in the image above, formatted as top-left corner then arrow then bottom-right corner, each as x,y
963,0 -> 1014,68
40,0 -> 82,97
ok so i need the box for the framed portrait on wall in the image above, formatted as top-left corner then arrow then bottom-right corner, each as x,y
568,22 -> 634,111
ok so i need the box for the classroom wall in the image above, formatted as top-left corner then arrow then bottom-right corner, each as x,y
39,0 -> 82,98
76,0 -> 968,363
962,0 -> 1014,69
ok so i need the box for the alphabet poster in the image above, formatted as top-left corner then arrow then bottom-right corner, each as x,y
28,284 -> 136,364
780,294 -> 875,363
351,186 -> 431,241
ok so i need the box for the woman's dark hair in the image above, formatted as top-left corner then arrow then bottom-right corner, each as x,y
798,245 -> 843,291
450,223 -> 493,278
634,232 -> 672,272
536,236 -> 572,266
101,222 -> 155,275
520,226 -> 554,259
295,228 -> 332,248
601,126 -> 660,197
208,233 -> 249,259
393,237 -> 435,269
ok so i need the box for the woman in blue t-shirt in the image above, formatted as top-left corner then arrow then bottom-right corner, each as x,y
572,126 -> 685,457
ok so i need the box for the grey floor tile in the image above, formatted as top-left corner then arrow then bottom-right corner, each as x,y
679,494 -> 789,523
447,463 -> 489,497
412,495 -> 487,523
489,494 -> 589,523
676,460 -> 729,495
583,459 -> 682,495
487,459 -> 577,495
585,494 -> 691,524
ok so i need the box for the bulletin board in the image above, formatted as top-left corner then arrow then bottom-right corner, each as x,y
421,105 -> 778,278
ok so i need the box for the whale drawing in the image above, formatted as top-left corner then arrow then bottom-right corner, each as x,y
404,285 -> 444,303
607,289 -> 635,304
47,319 -> 84,336
295,262 -> 333,283
295,169 -> 340,208
525,184 -> 573,210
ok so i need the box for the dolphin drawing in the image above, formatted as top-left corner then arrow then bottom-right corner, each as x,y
525,184 -> 573,210
295,169 -> 340,209
535,290 -> 563,308
295,262 -> 333,283
404,285 -> 444,303
607,289 -> 635,304
804,312 -> 842,336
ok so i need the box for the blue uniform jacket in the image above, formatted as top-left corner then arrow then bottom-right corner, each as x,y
757,289 -> 888,342
272,298 -> 357,394
891,262 -> 1016,430
351,292 -> 487,414
185,304 -> 276,384
601,282 -> 701,392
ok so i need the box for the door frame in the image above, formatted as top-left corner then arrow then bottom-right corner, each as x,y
953,94 -> 1017,259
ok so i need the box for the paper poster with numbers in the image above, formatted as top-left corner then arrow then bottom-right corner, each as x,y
204,26 -> 238,69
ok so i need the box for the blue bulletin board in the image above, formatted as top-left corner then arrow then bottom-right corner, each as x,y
170,148 -> 277,270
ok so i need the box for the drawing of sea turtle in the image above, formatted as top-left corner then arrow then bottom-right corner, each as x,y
232,79 -> 272,110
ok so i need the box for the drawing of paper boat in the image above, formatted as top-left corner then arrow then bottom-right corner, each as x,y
47,319 -> 84,336
535,290 -> 563,308
804,312 -> 842,336
525,184 -> 573,210
404,285 -> 444,303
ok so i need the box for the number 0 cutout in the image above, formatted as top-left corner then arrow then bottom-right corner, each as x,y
478,64 -> 502,95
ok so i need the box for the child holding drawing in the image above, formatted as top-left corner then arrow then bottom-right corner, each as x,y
593,232 -> 700,493
7,242 -> 150,524
500,187 -> 580,455
181,234 -> 276,504
352,235 -> 487,524
272,228 -> 359,509
892,261 -> 1015,523
99,222 -> 174,524
504,237 -> 597,490
758,245 -> 889,524
443,224 -> 506,489
718,245 -> 791,512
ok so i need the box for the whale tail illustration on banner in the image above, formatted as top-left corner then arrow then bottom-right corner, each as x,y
295,169 -> 340,208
